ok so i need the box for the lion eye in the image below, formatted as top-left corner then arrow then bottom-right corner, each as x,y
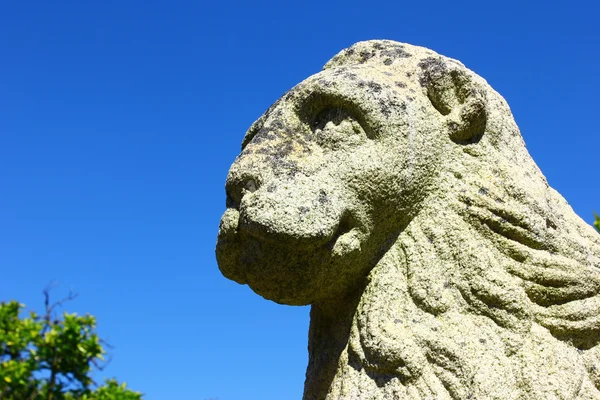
311,108 -> 367,150
312,108 -> 347,129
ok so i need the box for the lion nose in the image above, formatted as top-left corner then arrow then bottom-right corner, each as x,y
225,175 -> 260,209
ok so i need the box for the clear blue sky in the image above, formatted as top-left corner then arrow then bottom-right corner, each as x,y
1,1 -> 598,399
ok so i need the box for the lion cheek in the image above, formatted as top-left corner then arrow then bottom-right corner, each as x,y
237,183 -> 345,247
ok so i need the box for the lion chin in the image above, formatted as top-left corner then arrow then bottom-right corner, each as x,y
216,40 -> 600,400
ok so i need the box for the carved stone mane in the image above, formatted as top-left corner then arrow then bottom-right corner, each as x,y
216,40 -> 600,399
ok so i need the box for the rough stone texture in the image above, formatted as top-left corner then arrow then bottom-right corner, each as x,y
216,40 -> 600,399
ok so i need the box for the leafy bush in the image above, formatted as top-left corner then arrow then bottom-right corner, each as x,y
0,292 -> 141,399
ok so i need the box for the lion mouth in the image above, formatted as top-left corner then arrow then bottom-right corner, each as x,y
327,211 -> 364,256
326,211 -> 354,246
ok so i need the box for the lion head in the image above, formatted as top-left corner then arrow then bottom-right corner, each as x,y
216,41 -> 600,399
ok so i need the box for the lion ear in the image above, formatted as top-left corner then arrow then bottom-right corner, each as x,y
418,57 -> 488,143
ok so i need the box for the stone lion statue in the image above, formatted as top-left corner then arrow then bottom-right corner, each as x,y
216,40 -> 600,399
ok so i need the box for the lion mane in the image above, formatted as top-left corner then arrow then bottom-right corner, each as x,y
217,40 -> 600,399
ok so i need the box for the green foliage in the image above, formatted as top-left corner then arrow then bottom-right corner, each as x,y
77,380 -> 141,400
595,213 -> 600,233
0,296 -> 142,400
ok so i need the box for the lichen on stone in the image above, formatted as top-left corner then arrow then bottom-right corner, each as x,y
216,40 -> 600,399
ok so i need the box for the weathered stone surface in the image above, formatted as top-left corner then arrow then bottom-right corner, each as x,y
216,40 -> 600,399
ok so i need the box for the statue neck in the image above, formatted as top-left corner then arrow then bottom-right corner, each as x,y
303,287 -> 363,400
